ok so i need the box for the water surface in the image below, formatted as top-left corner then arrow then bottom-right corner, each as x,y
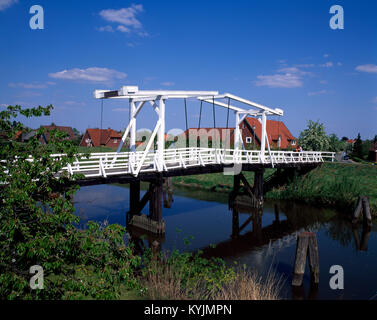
74,183 -> 377,300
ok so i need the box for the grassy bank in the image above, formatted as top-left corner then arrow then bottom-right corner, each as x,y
172,162 -> 377,217
134,250 -> 282,300
172,169 -> 276,193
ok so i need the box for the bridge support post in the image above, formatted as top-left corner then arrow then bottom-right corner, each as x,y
150,176 -> 163,222
253,168 -> 264,207
129,180 -> 140,214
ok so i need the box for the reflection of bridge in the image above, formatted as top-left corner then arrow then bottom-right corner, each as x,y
74,87 -> 334,233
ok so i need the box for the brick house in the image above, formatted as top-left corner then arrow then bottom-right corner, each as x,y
40,124 -> 75,144
240,117 -> 297,149
80,128 -> 122,148
177,117 -> 297,150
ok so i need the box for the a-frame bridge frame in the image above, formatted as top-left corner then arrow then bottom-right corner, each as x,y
94,86 -> 284,173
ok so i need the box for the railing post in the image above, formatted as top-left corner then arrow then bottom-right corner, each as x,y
260,112 -> 267,163
157,97 -> 165,172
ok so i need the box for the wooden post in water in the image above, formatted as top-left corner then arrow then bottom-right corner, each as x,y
362,196 -> 372,227
253,168 -> 264,208
128,180 -> 140,223
292,232 -> 320,286
149,177 -> 163,222
352,196 -> 372,227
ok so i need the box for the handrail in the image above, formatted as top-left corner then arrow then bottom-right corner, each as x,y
7,148 -> 335,179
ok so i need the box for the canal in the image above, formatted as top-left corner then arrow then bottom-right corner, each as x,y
74,183 -> 377,300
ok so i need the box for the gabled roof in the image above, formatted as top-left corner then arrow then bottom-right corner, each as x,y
85,128 -> 121,147
41,124 -> 74,142
243,117 -> 296,149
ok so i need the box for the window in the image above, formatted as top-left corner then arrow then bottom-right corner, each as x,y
246,137 -> 252,144
114,139 -> 118,143
291,140 -> 296,146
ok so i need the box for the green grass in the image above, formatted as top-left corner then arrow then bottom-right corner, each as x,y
76,146 -> 117,153
267,162 -> 377,216
172,162 -> 377,217
172,169 -> 277,193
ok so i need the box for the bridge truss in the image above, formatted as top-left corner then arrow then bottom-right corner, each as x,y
88,86 -> 333,178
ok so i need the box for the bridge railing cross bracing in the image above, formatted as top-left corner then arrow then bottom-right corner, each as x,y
55,148 -> 335,179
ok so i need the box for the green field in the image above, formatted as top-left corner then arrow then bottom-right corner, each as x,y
172,162 -> 377,216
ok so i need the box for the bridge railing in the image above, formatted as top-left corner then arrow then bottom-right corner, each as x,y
52,148 -> 335,178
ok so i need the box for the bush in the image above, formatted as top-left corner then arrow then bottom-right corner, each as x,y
0,105 -> 141,299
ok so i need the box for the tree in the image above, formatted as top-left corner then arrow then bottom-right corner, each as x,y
0,105 -> 140,299
352,133 -> 363,159
298,120 -> 330,151
328,134 -> 344,152
72,128 -> 83,146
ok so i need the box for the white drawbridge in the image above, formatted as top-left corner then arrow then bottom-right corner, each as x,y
60,86 -> 336,178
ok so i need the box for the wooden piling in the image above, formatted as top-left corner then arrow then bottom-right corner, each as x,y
149,176 -> 163,223
129,180 -> 140,214
362,196 -> 372,227
253,169 -> 264,207
352,196 -> 372,227
292,232 -> 320,286
352,196 -> 363,224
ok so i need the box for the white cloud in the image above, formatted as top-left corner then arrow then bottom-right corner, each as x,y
112,108 -> 129,112
48,67 -> 127,84
0,0 -> 18,11
319,62 -> 333,68
355,64 -> 377,73
8,81 -> 54,89
98,25 -> 114,32
319,80 -> 328,84
294,64 -> 315,68
161,82 -> 175,87
99,4 -> 145,35
255,73 -> 302,88
255,66 -> 310,88
308,90 -> 327,96
337,62 -> 342,66
278,67 -> 312,76
117,25 -> 130,33
372,97 -> 377,103
323,54 -> 330,58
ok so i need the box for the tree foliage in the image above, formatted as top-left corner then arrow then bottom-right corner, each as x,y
0,105 -> 140,299
298,120 -> 330,151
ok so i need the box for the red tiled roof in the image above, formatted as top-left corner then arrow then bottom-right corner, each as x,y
347,139 -> 355,144
85,128 -> 121,147
243,117 -> 296,149
41,124 -> 74,142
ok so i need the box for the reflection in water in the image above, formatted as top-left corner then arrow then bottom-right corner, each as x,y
74,183 -> 377,300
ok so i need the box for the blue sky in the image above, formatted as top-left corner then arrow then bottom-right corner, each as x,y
1,0 -> 376,139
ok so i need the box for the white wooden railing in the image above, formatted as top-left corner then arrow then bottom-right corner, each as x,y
49,148 -> 335,179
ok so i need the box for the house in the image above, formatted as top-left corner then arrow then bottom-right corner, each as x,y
178,128 -> 235,147
176,117 -> 297,150
39,124 -> 75,144
80,128 -> 122,148
240,117 -> 297,149
369,142 -> 377,162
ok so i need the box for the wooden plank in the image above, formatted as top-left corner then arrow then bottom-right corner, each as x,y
292,233 -> 310,286
352,196 -> 363,224
308,233 -> 320,284
362,196 -> 372,227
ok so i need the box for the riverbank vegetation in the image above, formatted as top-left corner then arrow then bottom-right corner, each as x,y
172,162 -> 377,217
0,105 -> 282,300
142,251 -> 281,300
